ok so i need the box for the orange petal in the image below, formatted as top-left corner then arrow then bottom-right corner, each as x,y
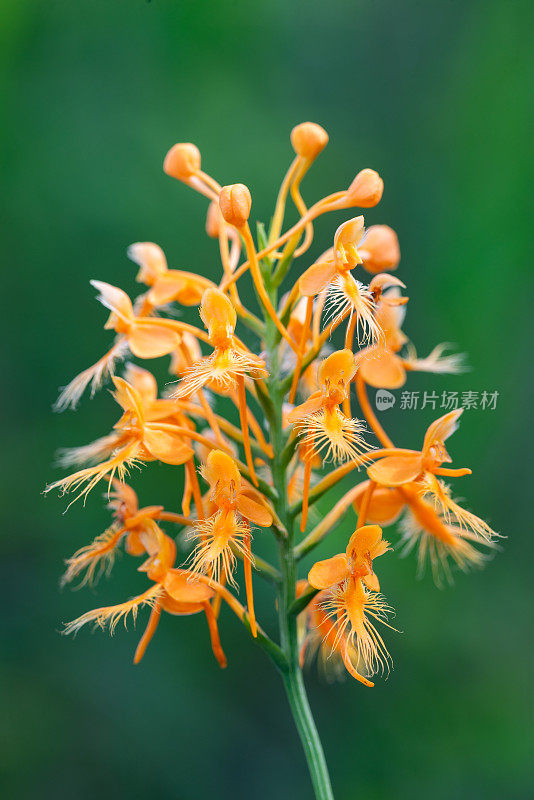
128,242 -> 168,284
358,348 -> 406,389
346,525 -> 383,559
367,454 -> 424,486
128,323 -> 181,359
143,426 -> 194,465
363,572 -> 380,591
91,280 -> 134,326
299,260 -> 336,297
124,364 -> 158,405
112,376 -> 145,421
236,494 -> 273,527
164,569 -> 214,603
352,481 -> 405,525
160,594 -> 205,615
422,408 -> 463,453
359,225 -> 400,274
147,275 -> 189,306
204,449 -> 241,490
308,554 -> 349,589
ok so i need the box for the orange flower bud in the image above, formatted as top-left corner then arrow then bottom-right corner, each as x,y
219,184 -> 251,228
205,201 -> 222,238
346,168 -> 384,208
290,122 -> 329,160
163,143 -> 201,181
359,225 -> 400,273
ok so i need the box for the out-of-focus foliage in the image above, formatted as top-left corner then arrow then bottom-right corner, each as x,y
1,1 -> 532,798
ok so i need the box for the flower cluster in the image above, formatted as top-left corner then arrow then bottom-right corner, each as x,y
49,121 -> 497,696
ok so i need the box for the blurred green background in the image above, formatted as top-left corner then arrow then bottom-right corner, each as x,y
2,1 -> 533,798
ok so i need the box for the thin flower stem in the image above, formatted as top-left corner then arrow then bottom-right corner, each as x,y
229,542 -> 281,584
176,401 -> 268,458
356,480 -> 376,529
236,374 -> 259,487
157,511 -> 194,527
243,529 -> 258,638
355,373 -> 395,448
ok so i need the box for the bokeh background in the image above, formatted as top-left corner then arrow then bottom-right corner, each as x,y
2,1 -> 533,798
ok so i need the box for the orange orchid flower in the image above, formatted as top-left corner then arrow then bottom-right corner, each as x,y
61,481 -> 159,587
352,479 -> 493,584
367,409 -> 496,543
128,241 -> 215,308
64,521 -> 227,668
54,280 -> 208,411
47,376 -> 194,504
288,349 -> 372,531
187,450 -> 272,637
299,217 -> 382,345
367,408 -> 467,486
307,525 -> 394,686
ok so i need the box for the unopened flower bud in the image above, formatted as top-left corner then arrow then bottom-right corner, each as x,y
163,143 -> 201,181
290,122 -> 329,160
359,225 -> 400,273
205,201 -> 222,238
346,168 -> 384,208
219,184 -> 251,228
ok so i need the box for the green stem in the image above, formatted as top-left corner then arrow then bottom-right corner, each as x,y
263,290 -> 334,800
281,668 -> 334,800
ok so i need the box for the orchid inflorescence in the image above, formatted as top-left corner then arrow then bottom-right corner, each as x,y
48,122 -> 497,799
